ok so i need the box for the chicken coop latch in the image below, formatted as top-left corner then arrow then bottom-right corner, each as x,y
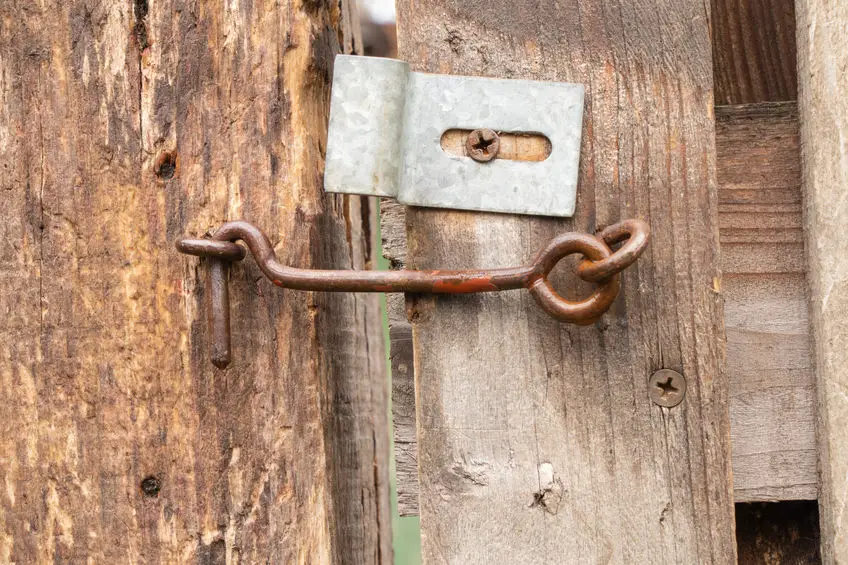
323,55 -> 585,218
177,219 -> 649,368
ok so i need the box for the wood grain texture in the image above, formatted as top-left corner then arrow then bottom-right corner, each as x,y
0,1 -> 391,563
716,102 -> 816,502
711,0 -> 798,105
796,1 -> 848,562
395,1 -> 736,562
387,102 -> 817,515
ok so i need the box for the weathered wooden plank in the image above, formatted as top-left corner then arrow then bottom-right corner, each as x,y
395,1 -> 736,562
716,102 -> 816,502
0,1 -> 390,563
711,0 -> 798,105
796,1 -> 848,562
388,101 -> 816,516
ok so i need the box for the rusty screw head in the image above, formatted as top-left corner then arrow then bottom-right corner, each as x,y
648,369 -> 686,408
466,128 -> 500,162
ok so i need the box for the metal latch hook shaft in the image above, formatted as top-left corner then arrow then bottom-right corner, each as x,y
177,219 -> 649,368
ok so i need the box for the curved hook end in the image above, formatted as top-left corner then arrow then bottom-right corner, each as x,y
177,238 -> 246,261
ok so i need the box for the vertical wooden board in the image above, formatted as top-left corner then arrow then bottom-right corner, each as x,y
396,0 -> 735,562
716,102 -> 817,502
388,103 -> 820,515
380,199 -> 419,515
796,1 -> 848,562
0,1 -> 390,563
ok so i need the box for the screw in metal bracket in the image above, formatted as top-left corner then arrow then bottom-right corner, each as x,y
466,128 -> 500,162
648,369 -> 686,408
324,55 -> 585,216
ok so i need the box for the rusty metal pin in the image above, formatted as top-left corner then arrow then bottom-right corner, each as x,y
648,369 -> 686,408
466,129 -> 500,162
177,219 -> 649,367
207,259 -> 232,369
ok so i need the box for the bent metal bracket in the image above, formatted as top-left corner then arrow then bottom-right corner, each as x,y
177,219 -> 649,368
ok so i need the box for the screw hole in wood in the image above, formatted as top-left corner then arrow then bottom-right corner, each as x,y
154,151 -> 178,180
140,475 -> 161,497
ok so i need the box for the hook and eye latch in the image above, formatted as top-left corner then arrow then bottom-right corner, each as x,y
177,219 -> 650,368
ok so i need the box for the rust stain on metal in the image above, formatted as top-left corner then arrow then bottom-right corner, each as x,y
577,219 -> 651,283
431,278 -> 499,293
441,129 -> 552,162
177,219 -> 650,367
465,128 -> 500,162
207,259 -> 232,369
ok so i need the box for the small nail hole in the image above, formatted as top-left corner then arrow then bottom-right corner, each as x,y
141,475 -> 161,497
154,151 -> 177,180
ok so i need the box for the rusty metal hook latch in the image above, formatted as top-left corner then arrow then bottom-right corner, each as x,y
177,219 -> 650,368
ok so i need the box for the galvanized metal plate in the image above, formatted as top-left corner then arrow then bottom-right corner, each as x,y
324,55 -> 585,218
